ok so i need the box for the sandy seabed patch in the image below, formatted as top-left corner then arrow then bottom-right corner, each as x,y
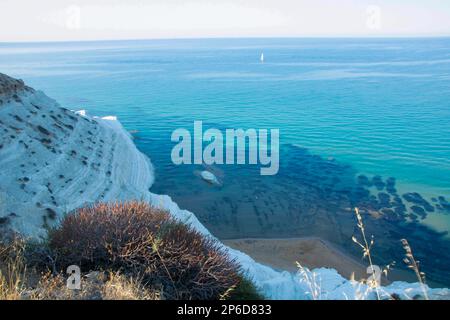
223,237 -> 429,286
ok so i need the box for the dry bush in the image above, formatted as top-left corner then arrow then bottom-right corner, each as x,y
48,201 -> 243,300
26,273 -> 73,300
0,237 -> 27,300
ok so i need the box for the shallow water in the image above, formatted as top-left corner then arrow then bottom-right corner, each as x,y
1,38 -> 450,284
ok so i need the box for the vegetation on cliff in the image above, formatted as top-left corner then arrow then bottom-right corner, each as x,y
0,201 -> 262,300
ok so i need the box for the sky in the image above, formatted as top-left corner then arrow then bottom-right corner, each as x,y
1,0 -> 450,42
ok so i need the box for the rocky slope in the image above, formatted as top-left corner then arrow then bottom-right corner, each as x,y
0,72 -> 153,238
0,72 -> 448,300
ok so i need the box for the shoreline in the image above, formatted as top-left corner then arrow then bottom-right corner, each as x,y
223,236 -> 443,287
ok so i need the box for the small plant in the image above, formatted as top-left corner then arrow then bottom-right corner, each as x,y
224,275 -> 264,300
296,262 -> 322,300
351,207 -> 381,300
401,239 -> 429,300
350,208 -> 400,300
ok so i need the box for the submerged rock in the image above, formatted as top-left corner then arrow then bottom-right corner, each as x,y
200,170 -> 220,186
378,192 -> 391,207
411,205 -> 427,219
385,177 -> 397,193
393,205 -> 407,217
403,192 -> 434,213
372,175 -> 385,191
386,177 -> 396,186
381,208 -> 398,221
403,192 -> 424,204
357,174 -> 371,187
437,196 -> 450,212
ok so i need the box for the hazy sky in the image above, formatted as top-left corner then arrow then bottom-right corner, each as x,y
1,0 -> 450,42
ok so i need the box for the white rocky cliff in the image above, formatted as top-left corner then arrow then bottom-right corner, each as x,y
0,73 -> 153,238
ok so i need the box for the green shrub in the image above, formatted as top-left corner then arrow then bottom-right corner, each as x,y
229,275 -> 264,300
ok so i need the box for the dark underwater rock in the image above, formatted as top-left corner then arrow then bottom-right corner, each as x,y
392,195 -> 403,206
357,175 -> 371,187
403,192 -> 423,203
393,205 -> 407,217
436,196 -> 450,212
386,177 -> 397,194
381,208 -> 398,221
403,192 -> 434,213
386,186 -> 397,194
378,192 -> 391,207
386,177 -> 396,186
411,205 -> 427,219
372,175 -> 385,191
353,186 -> 370,201
424,203 -> 435,213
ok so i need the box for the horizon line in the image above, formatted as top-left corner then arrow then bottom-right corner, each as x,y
2,34 -> 450,44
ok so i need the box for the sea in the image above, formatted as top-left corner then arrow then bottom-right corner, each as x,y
1,38 -> 450,284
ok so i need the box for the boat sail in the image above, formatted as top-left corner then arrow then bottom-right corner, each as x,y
260,53 -> 264,63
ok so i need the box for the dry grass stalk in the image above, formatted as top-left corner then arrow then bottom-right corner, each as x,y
0,238 -> 27,300
296,262 -> 322,300
401,239 -> 429,300
352,207 -> 381,300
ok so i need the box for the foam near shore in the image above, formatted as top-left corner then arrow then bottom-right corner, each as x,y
1,72 -> 449,300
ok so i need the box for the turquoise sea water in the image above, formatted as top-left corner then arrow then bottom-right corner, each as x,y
1,38 -> 450,284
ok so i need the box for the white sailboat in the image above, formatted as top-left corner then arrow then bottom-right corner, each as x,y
260,52 -> 264,63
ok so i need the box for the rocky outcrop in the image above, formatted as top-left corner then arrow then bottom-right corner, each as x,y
0,73 -> 33,100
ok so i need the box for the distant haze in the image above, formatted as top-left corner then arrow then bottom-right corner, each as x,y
1,0 -> 450,42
